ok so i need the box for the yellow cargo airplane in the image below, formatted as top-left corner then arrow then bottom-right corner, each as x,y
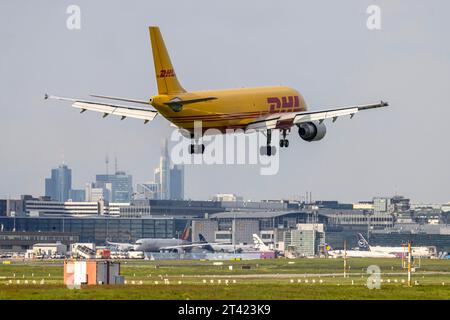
46,26 -> 388,156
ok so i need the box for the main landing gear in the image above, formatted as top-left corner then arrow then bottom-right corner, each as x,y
188,134 -> 205,154
260,129 -> 276,156
260,129 -> 290,156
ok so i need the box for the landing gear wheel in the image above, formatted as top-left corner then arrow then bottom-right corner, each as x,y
260,146 -> 277,156
279,139 -> 289,148
189,144 -> 205,154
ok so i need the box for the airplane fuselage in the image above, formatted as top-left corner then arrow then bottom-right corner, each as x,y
328,250 -> 396,258
150,86 -> 307,133
369,246 -> 435,258
134,238 -> 190,252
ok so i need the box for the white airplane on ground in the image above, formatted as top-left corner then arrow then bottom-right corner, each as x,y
106,224 -> 221,253
356,233 -> 436,258
199,234 -> 271,253
325,244 -> 396,258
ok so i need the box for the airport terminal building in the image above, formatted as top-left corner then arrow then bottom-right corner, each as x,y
1,197 -> 450,253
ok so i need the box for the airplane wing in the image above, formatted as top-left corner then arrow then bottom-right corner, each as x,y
245,101 -> 388,131
45,94 -> 158,124
105,241 -> 135,250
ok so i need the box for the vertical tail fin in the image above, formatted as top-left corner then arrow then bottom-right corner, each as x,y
357,233 -> 370,251
198,234 -> 215,252
252,234 -> 270,251
180,221 -> 190,241
149,26 -> 186,95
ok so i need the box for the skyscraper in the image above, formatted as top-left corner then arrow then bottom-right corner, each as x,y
154,140 -> 171,200
150,140 -> 185,200
170,165 -> 184,200
45,164 -> 72,202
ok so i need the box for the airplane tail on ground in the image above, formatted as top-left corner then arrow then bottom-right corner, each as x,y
357,233 -> 371,251
149,26 -> 186,95
198,234 -> 215,252
252,234 -> 270,251
324,243 -> 333,253
180,221 -> 191,241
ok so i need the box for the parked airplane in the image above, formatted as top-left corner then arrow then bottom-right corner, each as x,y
107,222 -> 192,252
45,26 -> 388,156
325,243 -> 396,258
107,225 -> 221,253
198,233 -> 270,253
356,233 -> 436,258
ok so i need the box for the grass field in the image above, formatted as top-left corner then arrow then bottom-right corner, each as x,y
1,258 -> 449,300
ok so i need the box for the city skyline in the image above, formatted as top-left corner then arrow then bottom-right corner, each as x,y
37,139 -> 185,202
5,154 -> 450,205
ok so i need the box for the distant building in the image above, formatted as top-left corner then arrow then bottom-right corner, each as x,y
283,224 -> 325,257
0,231 -> 79,252
373,197 -> 391,214
373,196 -> 410,214
147,139 -> 184,200
391,196 -> 410,213
353,201 -> 374,210
69,189 -> 85,202
213,194 -> 244,202
95,171 -> 133,203
0,200 -> 6,217
170,165 -> 184,200
314,200 -> 353,210
45,164 -> 72,202
85,183 -> 104,202
25,200 -> 128,216
135,183 -> 159,200
0,216 -> 186,245
154,140 -> 171,200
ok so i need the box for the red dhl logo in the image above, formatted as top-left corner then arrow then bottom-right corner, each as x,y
159,69 -> 176,78
267,96 -> 301,113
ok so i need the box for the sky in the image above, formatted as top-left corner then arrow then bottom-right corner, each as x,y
1,1 -> 450,203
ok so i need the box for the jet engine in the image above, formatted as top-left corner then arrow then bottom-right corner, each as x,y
297,121 -> 327,142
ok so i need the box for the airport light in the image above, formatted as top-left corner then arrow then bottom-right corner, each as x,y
407,241 -> 412,287
343,240 -> 348,278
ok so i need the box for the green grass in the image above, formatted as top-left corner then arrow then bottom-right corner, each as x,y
1,258 -> 449,300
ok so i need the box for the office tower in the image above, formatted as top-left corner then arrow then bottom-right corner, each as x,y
154,140 -> 171,200
170,165 -> 184,200
45,164 -> 72,202
95,171 -> 133,203
84,183 -> 104,202
69,189 -> 85,202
